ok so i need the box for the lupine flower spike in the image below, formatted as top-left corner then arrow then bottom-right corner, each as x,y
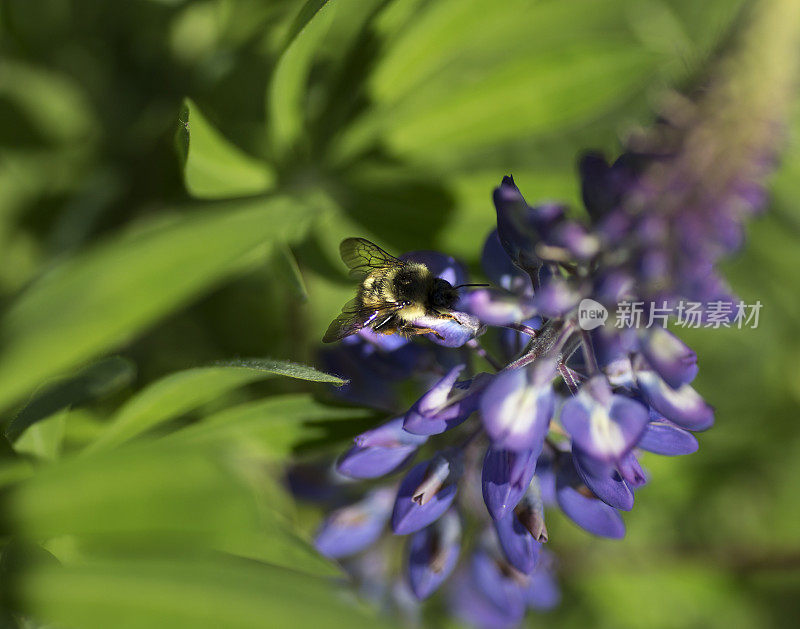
307,1 -> 800,625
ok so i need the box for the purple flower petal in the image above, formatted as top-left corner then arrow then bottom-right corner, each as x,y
358,327 -> 409,351
337,417 -> 427,479
392,453 -> 461,535
464,287 -> 537,326
480,361 -> 555,451
635,367 -> 714,431
638,419 -> 699,455
555,463 -> 626,539
407,509 -> 461,600
482,447 -> 540,521
572,448 -> 634,511
414,311 -> 482,348
448,569 -> 525,629
547,221 -> 600,261
531,276 -> 583,318
639,327 -> 698,389
617,451 -> 647,487
493,512 -> 540,574
315,488 -> 394,558
560,376 -> 648,462
404,365 -> 482,435
493,176 -> 541,273
525,551 -> 561,610
470,550 -> 527,620
481,229 -> 534,294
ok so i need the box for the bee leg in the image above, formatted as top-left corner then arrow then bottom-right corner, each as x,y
402,323 -> 445,340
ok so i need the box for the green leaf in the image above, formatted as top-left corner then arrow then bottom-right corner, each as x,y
182,99 -> 275,199
334,0 -> 669,163
13,409 -> 67,461
273,244 -> 309,301
0,61 -> 93,143
5,439 -> 338,576
281,0 -> 332,49
0,196 -> 311,414
5,356 -> 135,442
6,443 -> 259,539
89,360 -> 344,452
16,553 -> 383,629
376,44 -> 658,159
173,393 -> 373,457
268,0 -> 334,155
215,358 -> 345,385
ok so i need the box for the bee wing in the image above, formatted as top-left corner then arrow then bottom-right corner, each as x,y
340,237 -> 404,279
323,299 -> 402,343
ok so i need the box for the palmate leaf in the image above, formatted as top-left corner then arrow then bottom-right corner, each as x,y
0,196 -> 311,414
88,360 -> 345,452
15,553 -> 385,629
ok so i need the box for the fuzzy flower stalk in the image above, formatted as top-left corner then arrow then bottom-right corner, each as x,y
300,1 -> 800,626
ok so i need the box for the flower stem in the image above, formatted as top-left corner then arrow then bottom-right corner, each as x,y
505,319 -> 576,371
466,339 -> 503,372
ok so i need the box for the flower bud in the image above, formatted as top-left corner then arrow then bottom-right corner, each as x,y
337,417 -> 427,479
314,488 -> 394,558
407,509 -> 461,600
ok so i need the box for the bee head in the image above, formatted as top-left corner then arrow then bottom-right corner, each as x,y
430,278 -> 458,309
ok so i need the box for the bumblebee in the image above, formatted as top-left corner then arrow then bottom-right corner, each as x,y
323,238 -> 481,343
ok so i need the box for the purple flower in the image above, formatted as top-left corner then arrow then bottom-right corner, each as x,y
572,448 -> 634,511
559,375 -> 649,463
531,276 -> 584,318
555,459 -> 626,539
448,569 -> 525,629
481,447 -> 539,521
464,287 -> 537,326
637,417 -> 699,456
480,361 -> 555,451
493,512 -> 541,574
470,549 -> 528,617
639,326 -> 698,389
404,365 -> 484,435
337,417 -> 427,479
525,551 -> 561,610
414,311 -> 483,347
392,452 -> 463,535
407,509 -> 461,599
481,229 -> 534,295
306,6 -> 799,617
634,361 -> 714,431
315,488 -> 394,558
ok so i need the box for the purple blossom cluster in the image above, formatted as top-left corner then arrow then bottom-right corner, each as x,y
302,148 -> 763,626
298,1 -> 799,625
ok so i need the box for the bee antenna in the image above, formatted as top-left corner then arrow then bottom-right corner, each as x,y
453,283 -> 490,290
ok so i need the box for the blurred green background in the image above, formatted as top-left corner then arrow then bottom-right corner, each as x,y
0,0 -> 799,627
